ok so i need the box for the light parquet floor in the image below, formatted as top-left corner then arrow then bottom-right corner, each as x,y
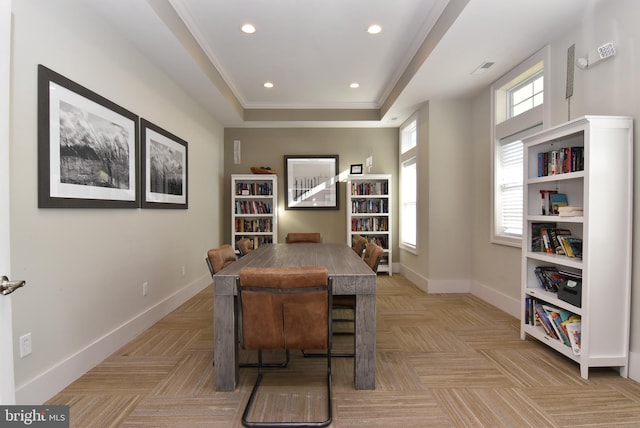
47,274 -> 640,427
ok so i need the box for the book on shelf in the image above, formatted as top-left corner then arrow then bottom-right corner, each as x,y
564,237 -> 582,258
539,190 -> 557,215
531,222 -> 557,252
558,206 -> 583,217
548,228 -> 572,255
550,193 -> 568,215
534,302 -> 558,340
562,316 -> 582,355
542,304 -> 571,346
534,266 -> 564,292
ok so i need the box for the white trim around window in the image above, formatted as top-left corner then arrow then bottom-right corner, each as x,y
490,46 -> 550,247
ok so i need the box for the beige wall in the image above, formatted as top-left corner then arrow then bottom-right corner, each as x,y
10,0 -> 224,402
398,100 -> 473,292
223,128 -> 399,253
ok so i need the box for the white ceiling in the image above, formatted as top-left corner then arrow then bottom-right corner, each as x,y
83,0 -> 595,128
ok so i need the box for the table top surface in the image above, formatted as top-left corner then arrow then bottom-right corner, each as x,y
214,243 -> 376,281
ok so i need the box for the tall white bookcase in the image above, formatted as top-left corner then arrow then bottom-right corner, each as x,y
520,116 -> 633,379
346,174 -> 392,275
231,174 -> 278,251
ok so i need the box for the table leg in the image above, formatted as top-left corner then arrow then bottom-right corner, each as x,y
355,291 -> 376,389
214,290 -> 238,391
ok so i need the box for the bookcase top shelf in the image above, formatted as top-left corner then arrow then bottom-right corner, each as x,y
527,170 -> 585,184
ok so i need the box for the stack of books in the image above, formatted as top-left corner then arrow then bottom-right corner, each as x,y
558,206 -> 583,217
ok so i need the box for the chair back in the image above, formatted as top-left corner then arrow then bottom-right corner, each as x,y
236,238 -> 253,256
238,266 -> 330,351
285,232 -> 322,243
205,245 -> 237,276
363,243 -> 384,273
351,235 -> 367,257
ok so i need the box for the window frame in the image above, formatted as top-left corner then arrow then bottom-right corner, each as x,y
399,114 -> 418,254
490,46 -> 550,247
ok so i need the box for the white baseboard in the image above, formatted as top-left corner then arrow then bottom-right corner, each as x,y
398,264 -> 428,293
628,350 -> 640,383
16,275 -> 211,404
470,280 -> 521,318
397,265 -> 470,294
428,279 -> 471,294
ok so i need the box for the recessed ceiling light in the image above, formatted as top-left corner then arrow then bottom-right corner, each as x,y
367,24 -> 382,35
349,83 -> 360,89
241,24 -> 256,34
263,82 -> 274,88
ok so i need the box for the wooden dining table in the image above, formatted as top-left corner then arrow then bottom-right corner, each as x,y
213,242 -> 377,391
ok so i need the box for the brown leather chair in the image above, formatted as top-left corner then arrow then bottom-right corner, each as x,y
205,245 -> 237,276
363,242 -> 384,272
306,241 -> 384,359
237,266 -> 332,427
236,238 -> 253,257
351,235 -> 367,257
285,232 -> 322,243
205,245 -> 288,370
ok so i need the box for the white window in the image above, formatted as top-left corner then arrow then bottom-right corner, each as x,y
510,72 -> 544,118
400,115 -> 417,252
491,47 -> 549,246
495,135 -> 524,238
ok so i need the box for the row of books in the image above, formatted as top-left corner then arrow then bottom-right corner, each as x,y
234,218 -> 273,233
351,217 -> 389,232
351,199 -> 389,214
524,298 -> 582,355
235,200 -> 273,215
351,182 -> 389,196
235,182 -> 273,196
543,227 -> 582,258
531,223 -> 582,258
533,266 -> 582,293
537,147 -> 584,177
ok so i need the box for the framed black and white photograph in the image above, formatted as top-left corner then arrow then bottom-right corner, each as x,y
284,155 -> 339,210
38,65 -> 139,208
140,119 -> 188,209
350,163 -> 363,175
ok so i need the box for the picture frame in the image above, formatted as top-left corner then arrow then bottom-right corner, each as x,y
284,155 -> 339,210
350,163 -> 364,175
140,119 -> 188,209
38,65 -> 139,208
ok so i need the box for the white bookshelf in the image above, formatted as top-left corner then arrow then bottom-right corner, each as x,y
346,174 -> 392,275
231,174 -> 278,252
520,116 -> 633,379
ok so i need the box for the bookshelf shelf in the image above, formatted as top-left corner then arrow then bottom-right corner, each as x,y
231,174 -> 278,252
347,174 -> 392,275
520,116 -> 633,380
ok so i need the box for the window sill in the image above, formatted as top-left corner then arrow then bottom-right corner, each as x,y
400,243 -> 418,255
491,235 -> 522,248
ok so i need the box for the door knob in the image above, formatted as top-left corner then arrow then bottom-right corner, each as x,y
0,275 -> 25,295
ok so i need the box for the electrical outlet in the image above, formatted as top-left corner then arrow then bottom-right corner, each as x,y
19,333 -> 32,358
181,265 -> 186,277
142,282 -> 148,296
